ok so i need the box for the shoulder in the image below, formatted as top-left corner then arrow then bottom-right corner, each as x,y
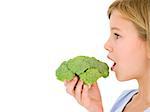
117,89 -> 138,100
111,89 -> 138,112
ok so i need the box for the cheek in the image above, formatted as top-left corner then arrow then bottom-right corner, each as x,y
118,39 -> 146,67
115,44 -> 147,80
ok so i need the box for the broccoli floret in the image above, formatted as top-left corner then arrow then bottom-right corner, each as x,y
80,68 -> 102,84
56,61 -> 75,81
67,56 -> 90,75
56,56 -> 109,85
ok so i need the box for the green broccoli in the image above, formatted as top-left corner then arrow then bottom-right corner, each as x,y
56,56 -> 109,85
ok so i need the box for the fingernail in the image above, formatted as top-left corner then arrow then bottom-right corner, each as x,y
84,85 -> 88,90
88,85 -> 91,88
88,85 -> 91,89
74,76 -> 77,80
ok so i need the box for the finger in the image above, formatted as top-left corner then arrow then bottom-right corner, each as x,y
81,85 -> 90,106
74,79 -> 84,103
66,76 -> 78,96
82,85 -> 89,98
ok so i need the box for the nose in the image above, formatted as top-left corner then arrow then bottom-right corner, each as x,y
104,38 -> 113,52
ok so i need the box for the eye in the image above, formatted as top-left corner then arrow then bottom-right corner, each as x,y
113,33 -> 120,39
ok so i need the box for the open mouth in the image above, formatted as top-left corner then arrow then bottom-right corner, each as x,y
107,55 -> 117,71
111,62 -> 116,71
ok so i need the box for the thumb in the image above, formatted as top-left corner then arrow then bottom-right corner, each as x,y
91,82 -> 99,90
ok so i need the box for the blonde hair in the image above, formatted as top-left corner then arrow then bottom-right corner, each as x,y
107,0 -> 150,47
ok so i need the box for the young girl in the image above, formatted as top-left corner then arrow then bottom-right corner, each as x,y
64,0 -> 150,111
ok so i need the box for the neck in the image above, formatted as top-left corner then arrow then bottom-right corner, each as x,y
137,70 -> 150,107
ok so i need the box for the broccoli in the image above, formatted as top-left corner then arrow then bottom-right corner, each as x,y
56,56 -> 109,85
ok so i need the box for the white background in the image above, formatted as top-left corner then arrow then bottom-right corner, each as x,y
0,0 -> 138,112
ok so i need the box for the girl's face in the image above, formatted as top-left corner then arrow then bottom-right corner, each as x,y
104,10 -> 148,81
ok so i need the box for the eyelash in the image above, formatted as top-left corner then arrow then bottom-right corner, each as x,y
114,33 -> 120,39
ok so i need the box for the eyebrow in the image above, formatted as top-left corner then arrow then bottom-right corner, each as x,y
111,27 -> 121,31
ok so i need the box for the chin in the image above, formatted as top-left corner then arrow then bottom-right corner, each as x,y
116,77 -> 128,81
117,78 -> 129,82
115,73 -> 132,81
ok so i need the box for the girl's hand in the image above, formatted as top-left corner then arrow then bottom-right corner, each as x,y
64,76 -> 103,112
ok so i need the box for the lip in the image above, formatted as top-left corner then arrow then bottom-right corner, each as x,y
107,55 -> 115,62
107,55 -> 116,71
